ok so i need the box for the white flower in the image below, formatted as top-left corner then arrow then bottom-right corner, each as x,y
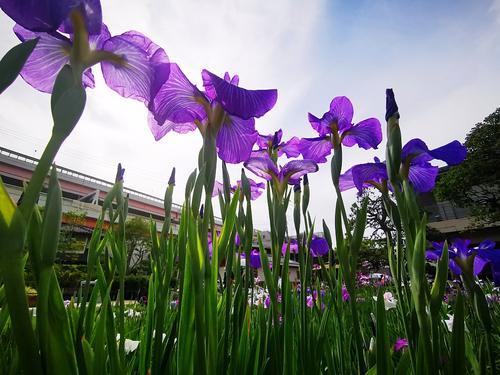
444,314 -> 454,332
116,334 -> 140,354
373,291 -> 398,310
125,309 -> 142,318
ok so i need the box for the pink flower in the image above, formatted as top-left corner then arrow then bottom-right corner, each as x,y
393,338 -> 408,352
342,286 -> 350,301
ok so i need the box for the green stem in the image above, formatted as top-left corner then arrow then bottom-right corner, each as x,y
19,132 -> 66,221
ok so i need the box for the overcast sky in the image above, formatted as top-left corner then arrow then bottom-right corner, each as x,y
1,0 -> 499,230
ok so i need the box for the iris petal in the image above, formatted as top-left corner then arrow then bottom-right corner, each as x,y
147,112 -> 197,141
351,161 -> 387,192
151,63 -> 207,125
299,136 -> 332,163
338,167 -> 356,192
101,31 -> 169,104
407,162 -> 438,192
244,157 -> 279,181
281,159 -> 318,185
279,136 -> 301,158
216,115 -> 258,164
201,69 -> 277,120
342,118 -> 382,149
13,25 -> 78,93
1,0 -> 79,32
402,138 -> 466,166
329,96 -> 354,132
310,237 -> 329,257
59,0 -> 102,35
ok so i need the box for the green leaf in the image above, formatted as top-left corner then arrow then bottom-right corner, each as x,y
51,65 -> 87,138
430,241 -> 449,317
451,292 -> 466,375
0,38 -> 39,95
376,288 -> 391,375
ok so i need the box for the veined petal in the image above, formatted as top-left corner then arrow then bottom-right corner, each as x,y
102,31 -> 169,104
473,255 -> 490,276
151,63 -> 207,125
278,136 -> 301,158
329,96 -> 354,132
147,112 -> 197,141
351,161 -> 387,192
338,167 -> 356,192
14,25 -> 72,93
1,0 -> 79,32
89,23 -> 110,50
244,157 -> 278,181
298,136 -> 332,163
342,117 -> 382,149
201,69 -> 277,119
407,162 -> 438,193
280,159 -> 318,184
308,112 -> 331,136
216,115 -> 258,164
235,178 -> 265,200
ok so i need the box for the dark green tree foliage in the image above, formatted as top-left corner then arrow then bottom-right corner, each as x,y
435,108 -> 500,224
348,189 -> 393,270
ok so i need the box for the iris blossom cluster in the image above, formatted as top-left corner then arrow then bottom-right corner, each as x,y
338,138 -> 466,194
251,129 -> 301,160
426,239 -> 500,285
299,96 -> 383,163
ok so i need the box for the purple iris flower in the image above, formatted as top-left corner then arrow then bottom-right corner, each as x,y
426,239 -> 500,285
149,67 -> 277,164
281,239 -> 299,256
251,129 -> 301,159
0,0 -> 102,34
310,237 -> 329,257
10,3 -> 169,111
299,96 -> 382,163
244,157 -> 318,189
393,338 -> 409,352
212,178 -> 265,201
241,249 -> 262,269
339,138 -> 467,193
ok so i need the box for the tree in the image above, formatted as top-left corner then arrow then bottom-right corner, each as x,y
125,216 -> 152,273
348,189 -> 395,271
434,108 -> 500,224
59,210 -> 87,262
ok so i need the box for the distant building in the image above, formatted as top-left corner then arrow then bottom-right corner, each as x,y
420,167 -> 500,244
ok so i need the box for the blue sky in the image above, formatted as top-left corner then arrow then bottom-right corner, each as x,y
0,0 -> 499,229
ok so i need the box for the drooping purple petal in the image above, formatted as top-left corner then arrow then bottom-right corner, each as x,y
59,0 -> 102,35
308,112 -> 331,137
407,162 -> 439,193
402,139 -> 467,166
428,140 -> 467,166
201,69 -> 277,119
341,118 -> 382,150
101,31 -> 169,104
147,111 -> 197,141
329,96 -> 354,132
278,136 -> 301,158
338,167 -> 357,192
351,161 -> 388,192
474,255 -> 490,276
151,63 -> 207,125
244,157 -> 279,181
13,25 -> 92,93
280,159 -> 318,185
1,0 -> 79,32
310,237 -> 329,257
216,115 -> 258,164
394,338 -> 409,352
299,136 -> 332,163
478,240 -> 496,251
